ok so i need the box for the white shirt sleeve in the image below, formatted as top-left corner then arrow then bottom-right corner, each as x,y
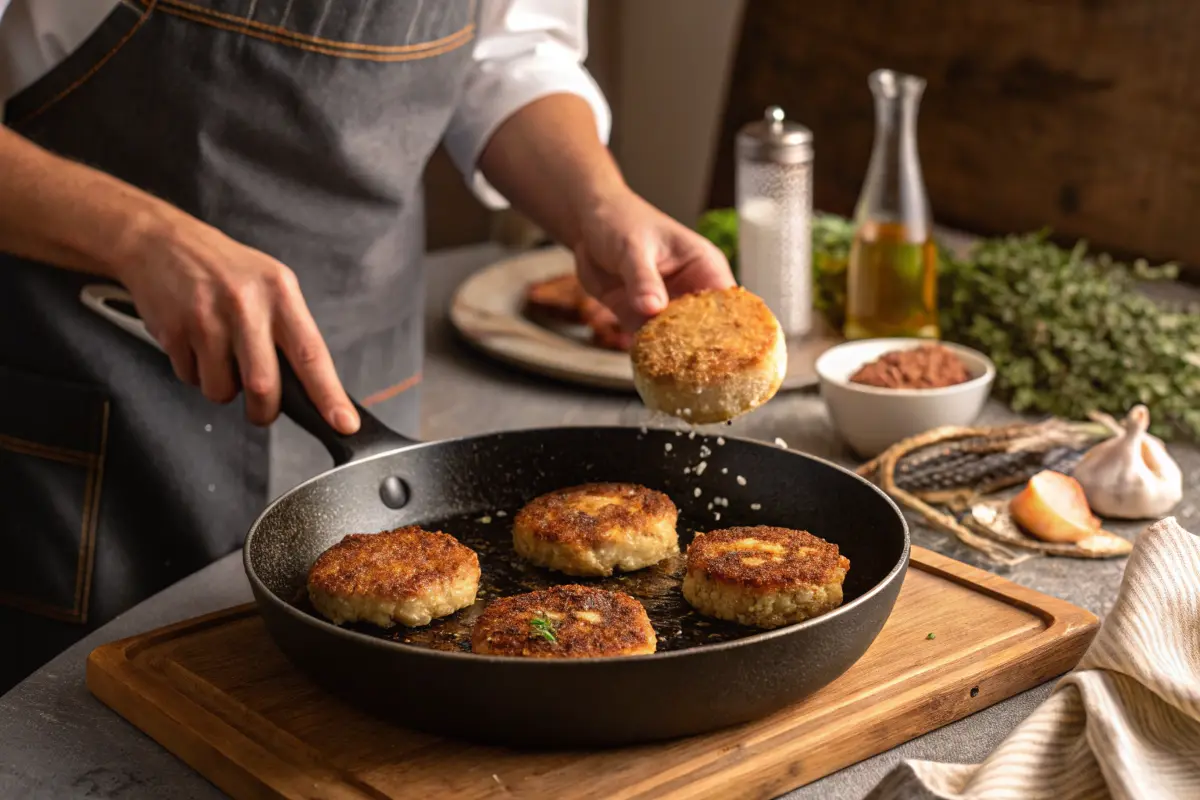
442,0 -> 611,209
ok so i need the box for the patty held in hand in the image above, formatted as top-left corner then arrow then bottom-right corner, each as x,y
307,526 -> 480,628
471,585 -> 656,658
630,287 -> 786,424
513,482 -> 679,576
682,526 -> 849,629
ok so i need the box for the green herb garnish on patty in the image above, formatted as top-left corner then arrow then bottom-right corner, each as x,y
529,613 -> 557,644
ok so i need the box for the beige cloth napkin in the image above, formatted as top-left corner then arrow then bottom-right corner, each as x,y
865,516 -> 1200,800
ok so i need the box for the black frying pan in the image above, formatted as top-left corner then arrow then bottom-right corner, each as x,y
83,285 -> 910,748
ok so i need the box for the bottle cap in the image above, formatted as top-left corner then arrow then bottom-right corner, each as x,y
737,106 -> 813,165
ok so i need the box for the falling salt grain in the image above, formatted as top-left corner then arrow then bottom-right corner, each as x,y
699,445 -> 711,458
640,426 -> 648,435
496,510 -> 507,517
721,468 -> 728,474
477,515 -> 492,524
714,512 -> 721,521
684,467 -> 691,474
683,408 -> 692,417
707,502 -> 714,510
688,431 -> 696,440
716,436 -> 725,445
665,443 -> 673,452
493,775 -> 502,786
774,437 -> 788,449
694,487 -> 702,497
207,484 -> 216,493
695,461 -> 707,476
751,503 -> 762,511
675,430 -> 683,437
204,423 -> 213,433
736,475 -> 747,486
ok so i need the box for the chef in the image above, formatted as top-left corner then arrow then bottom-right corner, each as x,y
0,0 -> 733,690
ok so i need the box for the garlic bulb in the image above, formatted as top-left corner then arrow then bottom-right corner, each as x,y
1073,405 -> 1183,519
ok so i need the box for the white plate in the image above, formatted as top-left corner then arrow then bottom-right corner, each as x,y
449,246 -> 843,392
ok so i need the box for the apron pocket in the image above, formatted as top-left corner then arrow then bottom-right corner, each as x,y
0,366 -> 110,623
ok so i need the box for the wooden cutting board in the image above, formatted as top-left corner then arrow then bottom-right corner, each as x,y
86,546 -> 1097,800
448,246 -> 843,392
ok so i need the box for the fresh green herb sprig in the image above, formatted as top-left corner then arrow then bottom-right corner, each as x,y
529,613 -> 557,644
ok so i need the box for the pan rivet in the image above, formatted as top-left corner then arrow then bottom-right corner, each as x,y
380,476 -> 410,509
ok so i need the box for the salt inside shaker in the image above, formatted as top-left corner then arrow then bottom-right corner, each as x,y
735,106 -> 814,337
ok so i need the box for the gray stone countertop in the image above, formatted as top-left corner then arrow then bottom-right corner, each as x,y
2,244 -> 1197,800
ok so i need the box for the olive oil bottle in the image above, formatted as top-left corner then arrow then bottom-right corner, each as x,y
845,69 -> 939,340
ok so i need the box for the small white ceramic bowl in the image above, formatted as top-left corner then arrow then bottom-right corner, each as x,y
815,338 -> 996,458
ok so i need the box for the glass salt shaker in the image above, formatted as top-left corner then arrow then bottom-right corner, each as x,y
735,106 -> 814,338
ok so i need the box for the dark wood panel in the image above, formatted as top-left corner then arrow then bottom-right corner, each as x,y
710,0 -> 1200,276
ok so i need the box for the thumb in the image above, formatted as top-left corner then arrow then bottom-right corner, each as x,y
618,242 -> 669,318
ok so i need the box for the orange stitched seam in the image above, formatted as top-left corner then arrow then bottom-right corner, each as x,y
157,6 -> 474,62
74,400 -> 110,624
362,372 -> 423,407
0,433 -> 96,467
151,0 -> 476,53
12,0 -> 158,127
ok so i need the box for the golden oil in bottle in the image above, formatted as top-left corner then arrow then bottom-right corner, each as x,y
845,220 -> 939,339
844,69 -> 939,341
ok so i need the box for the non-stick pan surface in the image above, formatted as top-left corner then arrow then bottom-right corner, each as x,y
83,286 -> 910,748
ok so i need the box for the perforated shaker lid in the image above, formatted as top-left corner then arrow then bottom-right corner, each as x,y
736,106 -> 813,164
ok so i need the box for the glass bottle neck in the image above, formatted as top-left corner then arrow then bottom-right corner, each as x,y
856,73 -> 929,241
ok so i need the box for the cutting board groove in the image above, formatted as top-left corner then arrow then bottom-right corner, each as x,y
87,546 -> 1098,800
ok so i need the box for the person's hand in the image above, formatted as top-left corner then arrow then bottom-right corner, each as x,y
573,188 -> 735,333
114,214 -> 360,433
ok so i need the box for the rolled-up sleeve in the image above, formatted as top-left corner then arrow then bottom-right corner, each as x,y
442,0 -> 611,209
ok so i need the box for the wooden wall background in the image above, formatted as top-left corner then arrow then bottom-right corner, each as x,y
709,0 -> 1200,277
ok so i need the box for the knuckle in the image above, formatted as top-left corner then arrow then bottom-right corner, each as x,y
291,341 -> 323,369
268,264 -> 301,297
243,372 -> 274,397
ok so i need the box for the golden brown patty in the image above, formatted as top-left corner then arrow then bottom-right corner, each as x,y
513,482 -> 679,576
471,585 -> 657,658
682,526 -> 849,629
307,526 -> 480,628
630,287 -> 786,424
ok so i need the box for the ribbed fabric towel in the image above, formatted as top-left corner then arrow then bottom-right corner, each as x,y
865,516 -> 1200,800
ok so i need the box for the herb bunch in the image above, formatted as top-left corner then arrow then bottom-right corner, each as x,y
695,210 -> 1200,440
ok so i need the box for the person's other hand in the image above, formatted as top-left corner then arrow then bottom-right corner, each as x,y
116,215 -> 359,433
573,188 -> 735,331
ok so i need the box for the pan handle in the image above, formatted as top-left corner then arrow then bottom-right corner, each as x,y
79,284 -> 419,467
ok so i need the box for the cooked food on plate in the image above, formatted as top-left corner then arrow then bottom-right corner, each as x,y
522,273 -> 632,352
682,525 -> 849,629
630,287 -> 786,424
848,343 -> 971,389
307,526 -> 480,628
513,482 -> 679,576
471,584 -> 657,657
523,273 -> 584,323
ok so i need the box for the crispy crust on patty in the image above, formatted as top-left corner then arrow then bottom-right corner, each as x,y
513,483 -> 679,576
685,526 -> 848,591
630,287 -> 785,423
471,585 -> 656,658
682,526 -> 849,629
307,526 -> 480,627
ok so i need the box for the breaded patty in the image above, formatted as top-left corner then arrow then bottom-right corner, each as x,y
471,585 -> 657,658
682,525 -> 849,629
513,483 -> 679,576
630,287 -> 786,424
307,526 -> 480,628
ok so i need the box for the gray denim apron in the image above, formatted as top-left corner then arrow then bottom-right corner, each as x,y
0,0 -> 477,689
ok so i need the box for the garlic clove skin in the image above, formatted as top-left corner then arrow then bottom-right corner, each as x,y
1073,405 -> 1183,520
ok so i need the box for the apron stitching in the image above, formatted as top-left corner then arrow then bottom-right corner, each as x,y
156,5 -> 475,62
150,0 -> 474,53
0,434 -> 97,467
0,402 -> 108,624
74,399 -> 110,624
362,371 -> 422,407
12,0 -> 159,128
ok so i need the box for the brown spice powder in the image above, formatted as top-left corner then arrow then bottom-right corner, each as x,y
849,344 -> 972,389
